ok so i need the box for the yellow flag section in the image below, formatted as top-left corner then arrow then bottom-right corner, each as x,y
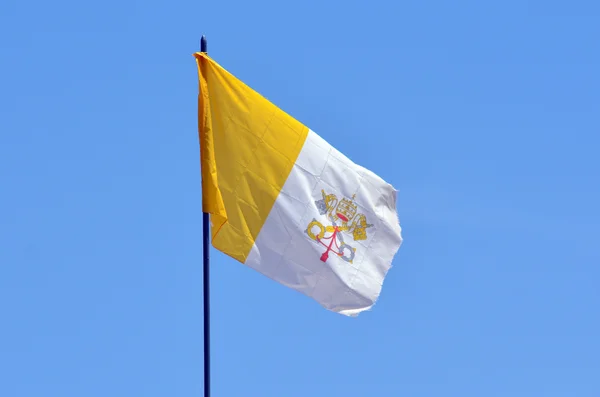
194,52 -> 403,316
195,52 -> 309,262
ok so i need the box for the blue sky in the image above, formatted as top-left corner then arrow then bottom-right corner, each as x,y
2,0 -> 599,396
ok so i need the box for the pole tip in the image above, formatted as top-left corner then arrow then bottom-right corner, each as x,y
201,35 -> 207,53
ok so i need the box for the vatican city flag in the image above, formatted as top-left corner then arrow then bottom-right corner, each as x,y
194,52 -> 403,316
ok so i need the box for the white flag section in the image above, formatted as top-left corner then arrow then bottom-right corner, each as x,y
195,52 -> 403,316
245,130 -> 403,316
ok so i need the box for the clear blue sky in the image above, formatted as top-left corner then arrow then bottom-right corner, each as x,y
1,0 -> 599,396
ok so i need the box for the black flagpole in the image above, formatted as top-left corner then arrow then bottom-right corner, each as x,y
200,34 -> 211,397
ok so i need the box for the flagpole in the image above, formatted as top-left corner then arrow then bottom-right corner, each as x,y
200,34 -> 211,397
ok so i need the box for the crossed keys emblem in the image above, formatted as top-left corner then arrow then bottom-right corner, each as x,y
305,189 -> 373,264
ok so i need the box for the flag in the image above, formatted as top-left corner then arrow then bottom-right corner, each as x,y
194,52 -> 403,316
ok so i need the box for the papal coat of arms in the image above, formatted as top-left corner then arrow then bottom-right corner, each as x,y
305,189 -> 373,264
